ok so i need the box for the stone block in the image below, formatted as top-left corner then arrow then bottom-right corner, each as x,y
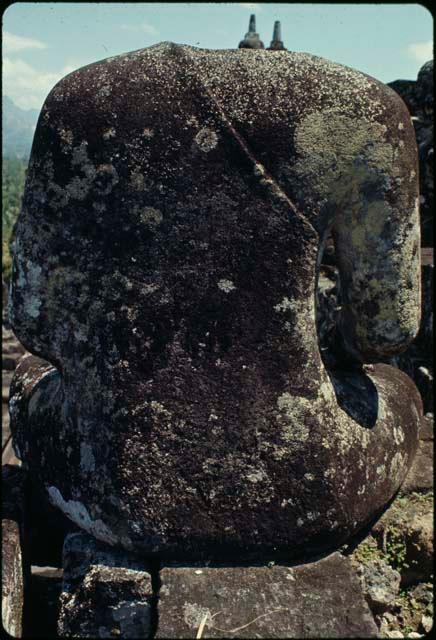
58,532 -> 154,638
156,553 -> 378,638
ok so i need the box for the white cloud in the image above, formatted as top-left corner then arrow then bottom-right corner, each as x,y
120,21 -> 159,36
407,40 -> 433,64
238,3 -> 262,11
2,57 -> 78,110
3,31 -> 48,54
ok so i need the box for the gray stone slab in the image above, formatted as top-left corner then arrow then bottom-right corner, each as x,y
156,553 -> 378,638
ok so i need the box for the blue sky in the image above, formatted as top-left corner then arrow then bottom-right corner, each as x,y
3,2 -> 433,112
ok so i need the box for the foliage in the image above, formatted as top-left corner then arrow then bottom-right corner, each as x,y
383,526 -> 409,572
351,535 -> 383,565
381,491 -> 433,573
352,492 -> 433,572
394,584 -> 433,636
2,156 -> 27,282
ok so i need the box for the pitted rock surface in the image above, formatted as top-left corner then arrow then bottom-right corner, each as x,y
9,44 -> 422,557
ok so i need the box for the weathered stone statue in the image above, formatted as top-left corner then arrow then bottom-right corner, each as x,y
238,14 -> 264,49
9,43 -> 422,560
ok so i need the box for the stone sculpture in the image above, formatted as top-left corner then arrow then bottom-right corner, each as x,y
9,43 -> 422,560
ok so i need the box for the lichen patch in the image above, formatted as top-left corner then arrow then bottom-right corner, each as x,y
47,486 -> 118,545
194,127 -> 218,152
217,279 -> 236,293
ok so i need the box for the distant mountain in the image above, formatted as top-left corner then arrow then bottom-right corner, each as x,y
2,96 -> 40,161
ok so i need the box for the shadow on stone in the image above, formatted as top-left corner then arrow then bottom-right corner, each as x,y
329,369 -> 379,428
26,567 -> 63,638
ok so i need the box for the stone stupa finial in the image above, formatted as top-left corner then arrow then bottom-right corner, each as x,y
238,14 -> 264,49
268,20 -> 286,51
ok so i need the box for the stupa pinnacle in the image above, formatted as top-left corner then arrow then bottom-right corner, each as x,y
238,14 -> 264,49
267,20 -> 286,50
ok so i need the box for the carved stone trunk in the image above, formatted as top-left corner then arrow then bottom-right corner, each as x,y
9,44 -> 422,558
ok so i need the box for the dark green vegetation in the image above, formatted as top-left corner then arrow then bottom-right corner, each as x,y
2,157 -> 27,282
